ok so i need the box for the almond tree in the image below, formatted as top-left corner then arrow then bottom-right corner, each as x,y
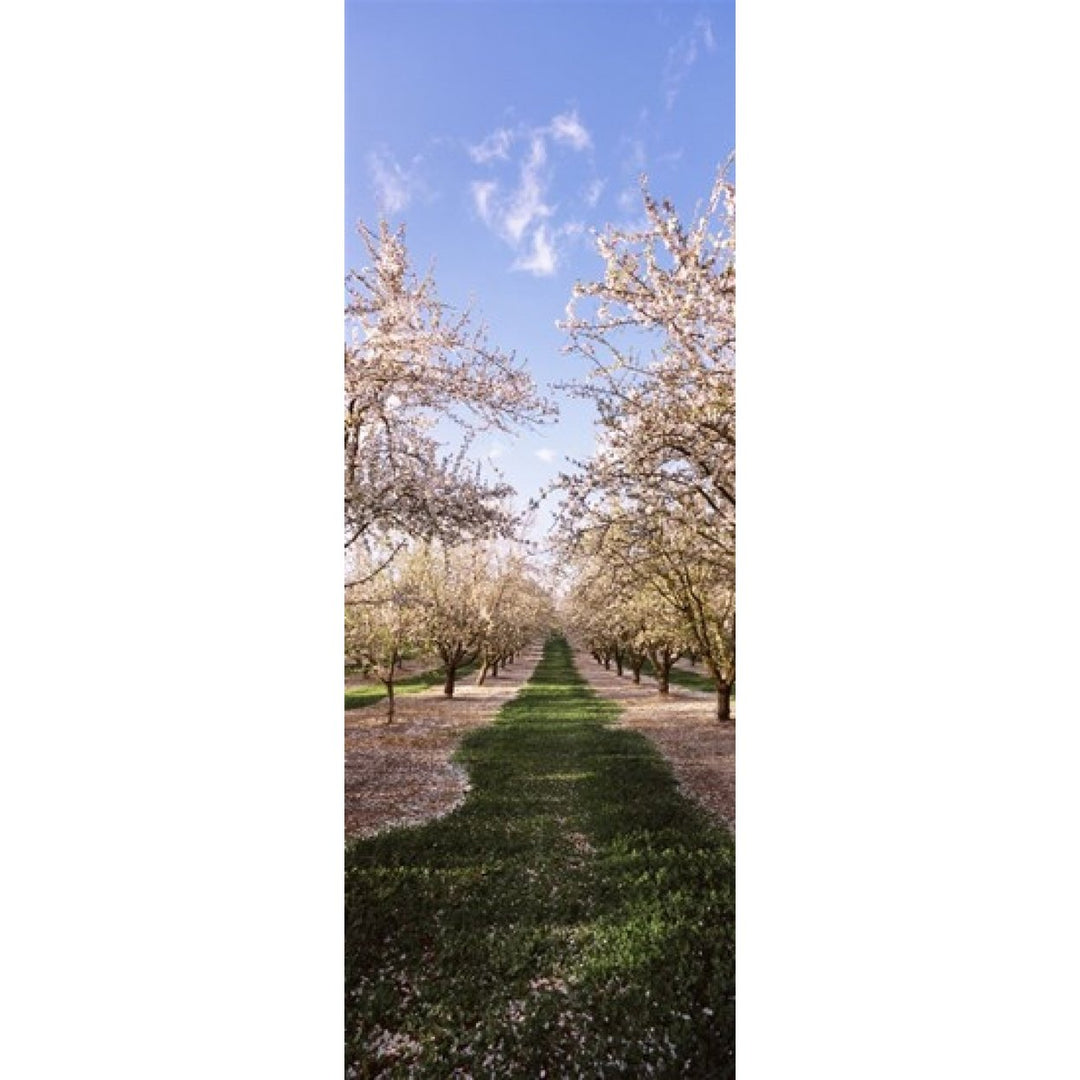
558,163 -> 734,557
408,541 -> 487,699
635,597 -> 691,697
345,220 -> 554,563
647,525 -> 735,717
343,554 -> 424,721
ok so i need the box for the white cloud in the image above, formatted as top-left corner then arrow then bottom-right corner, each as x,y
471,180 -> 498,226
513,225 -> 557,277
503,137 -> 552,244
469,143 -> 552,251
583,178 -> 605,207
467,111 -> 595,274
368,148 -> 426,215
535,447 -> 557,463
663,14 -> 718,110
548,109 -> 592,151
486,441 -> 505,460
468,127 -> 514,164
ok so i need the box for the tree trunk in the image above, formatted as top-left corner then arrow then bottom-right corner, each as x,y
614,648 -> 623,677
444,665 -> 457,697
384,679 -> 395,723
492,658 -> 499,678
631,659 -> 643,684
651,651 -> 672,695
716,682 -> 732,723
475,661 -> 490,686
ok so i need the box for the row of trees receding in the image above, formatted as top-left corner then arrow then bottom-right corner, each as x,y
344,221 -> 555,717
346,539 -> 554,718
553,163 -> 736,722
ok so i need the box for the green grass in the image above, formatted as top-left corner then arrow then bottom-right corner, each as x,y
345,634 -> 735,1078
344,659 -> 479,710
666,665 -> 723,695
636,658 -> 735,698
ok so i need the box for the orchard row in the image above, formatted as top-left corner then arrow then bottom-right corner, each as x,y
345,161 -> 735,721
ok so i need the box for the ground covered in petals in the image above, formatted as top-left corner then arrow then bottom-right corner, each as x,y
345,635 -> 735,1079
345,646 -> 545,839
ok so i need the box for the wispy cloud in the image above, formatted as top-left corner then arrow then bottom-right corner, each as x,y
513,224 -> 557,277
548,109 -> 592,151
663,13 -> 717,110
699,13 -> 716,51
468,108 -> 592,169
468,111 -> 594,276
583,178 -> 606,208
469,136 -> 552,248
657,148 -> 685,168
368,148 -> 425,214
468,127 -> 514,164
504,136 -> 552,244
535,447 -> 557,463
471,179 -> 499,227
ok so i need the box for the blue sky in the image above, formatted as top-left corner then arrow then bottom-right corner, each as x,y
345,0 -> 735,542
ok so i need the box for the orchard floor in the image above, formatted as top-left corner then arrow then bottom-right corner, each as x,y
345,645 -> 546,838
345,635 -> 735,1078
344,643 -> 734,839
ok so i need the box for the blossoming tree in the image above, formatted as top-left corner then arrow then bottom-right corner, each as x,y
556,163 -> 736,720
345,220 -> 554,565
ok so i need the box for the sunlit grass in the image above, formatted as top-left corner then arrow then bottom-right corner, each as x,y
345,634 -> 735,1078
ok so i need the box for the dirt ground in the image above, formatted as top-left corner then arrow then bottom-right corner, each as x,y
344,645 -> 545,839
571,647 -> 735,836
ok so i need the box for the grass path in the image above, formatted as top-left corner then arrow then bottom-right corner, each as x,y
345,634 -> 735,1078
